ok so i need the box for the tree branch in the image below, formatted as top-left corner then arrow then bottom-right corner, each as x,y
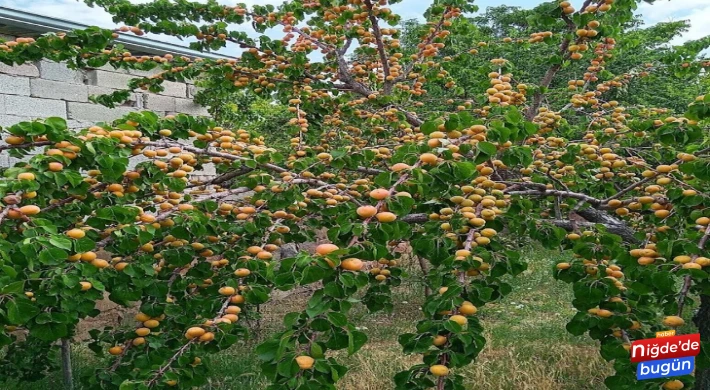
550,219 -> 640,244
363,0 -> 392,93
677,224 -> 710,316
0,141 -> 53,151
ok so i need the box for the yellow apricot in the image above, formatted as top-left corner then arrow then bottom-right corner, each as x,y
341,258 -> 364,271
662,316 -> 685,327
295,355 -> 315,370
429,364 -> 449,376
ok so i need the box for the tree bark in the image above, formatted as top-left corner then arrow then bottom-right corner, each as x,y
415,255 -> 431,296
61,338 -> 74,390
551,219 -> 640,245
694,294 -> 710,390
280,243 -> 299,259
574,208 -> 641,244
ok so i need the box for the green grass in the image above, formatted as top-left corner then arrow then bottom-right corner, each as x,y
1,246 -> 613,390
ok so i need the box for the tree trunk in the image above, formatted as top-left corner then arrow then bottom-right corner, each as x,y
61,338 -> 74,390
694,295 -> 710,389
415,255 -> 431,296
693,294 -> 710,388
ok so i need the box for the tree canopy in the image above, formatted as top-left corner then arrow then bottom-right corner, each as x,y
0,0 -> 709,389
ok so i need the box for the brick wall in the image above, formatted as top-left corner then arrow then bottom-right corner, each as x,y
0,36 -> 217,178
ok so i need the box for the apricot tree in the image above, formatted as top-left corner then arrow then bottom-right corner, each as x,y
0,0 -> 709,389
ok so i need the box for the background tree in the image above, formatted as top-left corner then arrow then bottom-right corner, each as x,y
399,4 -> 710,115
0,0 -> 708,390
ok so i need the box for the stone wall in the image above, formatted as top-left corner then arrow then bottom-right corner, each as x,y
0,61 -> 209,129
0,34 -> 217,178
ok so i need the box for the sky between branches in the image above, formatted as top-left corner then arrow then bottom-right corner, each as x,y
2,0 -> 707,57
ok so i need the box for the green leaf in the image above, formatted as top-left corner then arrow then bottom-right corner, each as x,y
49,236 -> 73,251
256,339 -> 280,361
505,107 -> 523,124
310,343 -> 325,359
74,237 -> 95,253
277,356 -> 298,377
301,266 -> 325,285
445,115 -> 459,131
327,312 -> 348,327
453,162 -> 476,180
1,281 -> 24,294
7,299 -> 40,324
477,141 -> 497,156
421,121 -> 437,135
347,330 -> 368,355
39,247 -> 68,265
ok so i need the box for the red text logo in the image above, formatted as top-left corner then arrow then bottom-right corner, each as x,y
631,333 -> 700,363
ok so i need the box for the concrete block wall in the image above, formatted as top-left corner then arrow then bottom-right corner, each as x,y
0,37 -> 215,178
0,61 -> 210,129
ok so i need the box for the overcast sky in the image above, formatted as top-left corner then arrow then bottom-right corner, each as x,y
1,0 -> 708,53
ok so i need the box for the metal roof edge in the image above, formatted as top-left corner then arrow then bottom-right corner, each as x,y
0,5 -> 232,60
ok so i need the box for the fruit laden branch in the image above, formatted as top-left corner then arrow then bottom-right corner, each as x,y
1,0 -> 709,389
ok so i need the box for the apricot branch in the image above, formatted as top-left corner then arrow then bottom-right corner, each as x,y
677,224 -> 710,316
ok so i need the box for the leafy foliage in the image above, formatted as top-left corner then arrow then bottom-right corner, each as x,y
0,0 -> 708,389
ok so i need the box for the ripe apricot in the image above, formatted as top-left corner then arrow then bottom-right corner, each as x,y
296,355 -> 315,370
449,315 -> 467,326
67,229 -> 86,239
199,332 -> 215,342
683,262 -> 701,270
185,327 -> 206,339
429,364 -> 449,376
596,309 -> 613,318
480,228 -> 497,237
6,136 -> 25,145
376,212 -> 397,222
369,188 -> 390,200
225,306 -> 241,315
135,313 -> 151,322
420,153 -> 438,165
475,236 -> 490,245
219,286 -> 236,296
662,316 -> 685,327
17,172 -> 35,181
391,163 -> 411,172
91,259 -> 109,268
19,205 -> 40,215
341,258 -> 364,271
654,209 -> 670,218
433,335 -> 447,346
662,380 -> 684,390
234,268 -> 251,277
315,243 -> 339,255
132,337 -> 146,346
80,252 -> 97,262
459,303 -> 477,316
143,319 -> 160,328
656,165 -> 673,173
356,205 -> 378,218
